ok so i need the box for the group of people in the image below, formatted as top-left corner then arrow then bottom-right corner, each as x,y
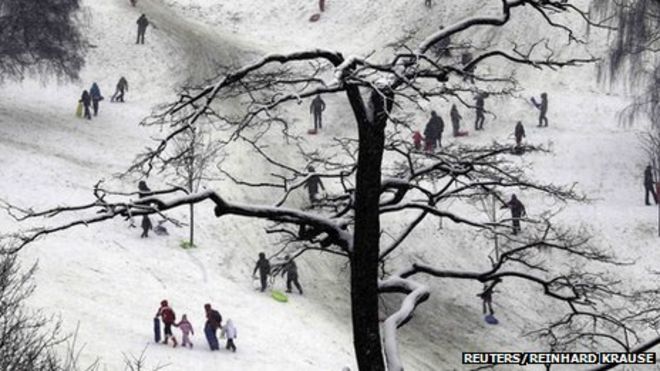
77,77 -> 129,120
253,252 -> 304,295
412,91 -> 549,153
155,300 -> 238,352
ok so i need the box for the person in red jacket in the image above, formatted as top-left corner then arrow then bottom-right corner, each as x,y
156,300 -> 178,347
412,130 -> 423,150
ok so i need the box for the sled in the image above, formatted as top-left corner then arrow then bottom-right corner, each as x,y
153,317 -> 161,343
75,102 -> 83,118
271,290 -> 289,303
454,131 -> 468,137
309,13 -> 321,22
484,314 -> 499,325
307,129 -> 318,135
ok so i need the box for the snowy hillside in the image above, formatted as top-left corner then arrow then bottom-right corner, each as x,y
0,1 -> 658,371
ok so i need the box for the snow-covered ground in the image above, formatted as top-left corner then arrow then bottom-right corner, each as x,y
0,0 -> 658,370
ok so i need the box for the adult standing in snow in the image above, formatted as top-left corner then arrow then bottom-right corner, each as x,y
220,319 -> 237,352
461,52 -> 476,83
514,121 -> 526,146
138,180 -> 153,238
309,95 -> 326,132
531,92 -> 549,127
156,300 -> 178,347
89,82 -> 102,116
303,166 -> 325,204
176,314 -> 194,349
450,104 -> 462,137
433,25 -> 451,57
474,93 -> 485,131
111,77 -> 128,102
319,0 -> 326,12
644,164 -> 658,205
423,110 -> 444,151
136,14 -> 149,45
501,194 -> 526,235
79,90 -> 92,120
252,252 -> 271,292
281,255 -> 303,295
203,303 -> 222,351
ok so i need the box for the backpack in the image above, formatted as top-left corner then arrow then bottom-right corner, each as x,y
211,310 -> 222,327
161,307 -> 176,324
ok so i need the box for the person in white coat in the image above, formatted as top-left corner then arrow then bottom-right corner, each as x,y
221,319 -> 237,352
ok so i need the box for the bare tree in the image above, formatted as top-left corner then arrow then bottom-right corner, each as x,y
6,1 -> 657,370
167,125 -> 223,247
0,0 -> 86,82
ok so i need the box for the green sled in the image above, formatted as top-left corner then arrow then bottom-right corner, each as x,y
271,290 -> 288,303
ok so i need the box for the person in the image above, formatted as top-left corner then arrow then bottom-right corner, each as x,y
423,111 -> 444,151
474,93 -> 485,131
176,314 -> 194,349
138,180 -> 151,198
140,215 -> 152,238
111,77 -> 128,102
138,181 -> 153,238
644,165 -> 658,205
461,52 -> 475,83
220,319 -> 237,352
531,92 -> 549,127
412,130 -> 423,150
514,121 -> 526,146
424,0 -> 432,7
253,252 -> 270,292
136,14 -> 149,44
303,166 -> 325,203
89,83 -> 102,116
501,194 -> 526,235
130,0 -> 137,6
281,255 -> 303,295
450,104 -> 462,137
79,90 -> 92,120
477,278 -> 501,316
203,303 -> 222,351
156,300 -> 178,347
309,95 -> 326,132
433,25 -> 451,57
319,0 -> 325,12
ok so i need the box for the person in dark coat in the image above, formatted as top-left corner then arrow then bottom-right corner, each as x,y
310,95 -> 326,131
79,90 -> 92,120
203,303 -> 222,351
423,110 -> 444,151
432,25 -> 451,57
156,300 -> 178,347
461,52 -> 475,83
501,194 -> 526,235
303,166 -> 325,203
514,121 -> 526,146
136,14 -> 149,44
474,93 -> 485,131
531,92 -> 549,127
111,77 -> 128,102
138,180 -> 153,238
281,255 -> 303,295
450,104 -> 462,137
252,252 -> 271,292
89,83 -> 102,116
644,165 -> 658,205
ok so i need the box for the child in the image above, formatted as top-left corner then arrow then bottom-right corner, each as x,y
156,300 -> 178,347
221,319 -> 237,352
176,314 -> 194,349
412,131 -> 423,150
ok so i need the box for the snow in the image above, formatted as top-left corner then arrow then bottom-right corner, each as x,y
0,0 -> 658,370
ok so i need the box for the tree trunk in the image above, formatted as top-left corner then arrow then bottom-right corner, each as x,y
345,86 -> 392,371
190,203 -> 195,246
